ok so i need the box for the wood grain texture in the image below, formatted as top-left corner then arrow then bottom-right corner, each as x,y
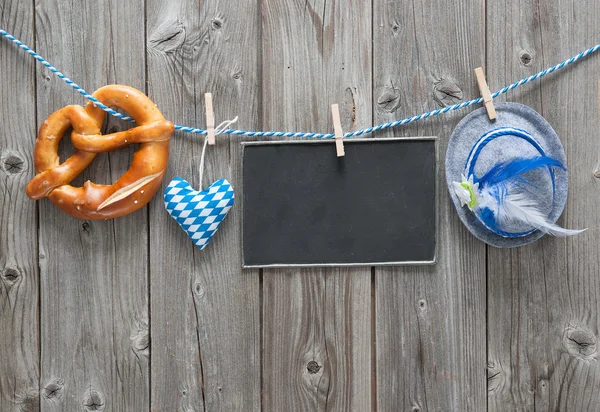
0,2 -> 40,411
486,2 -> 600,410
2,0 -> 600,410
35,0 -> 149,410
372,0 -> 487,410
261,0 -> 372,410
147,0 -> 261,410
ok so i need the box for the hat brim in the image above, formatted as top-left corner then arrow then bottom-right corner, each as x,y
445,102 -> 568,248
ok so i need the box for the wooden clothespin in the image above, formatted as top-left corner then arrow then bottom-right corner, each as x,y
205,93 -> 216,145
331,104 -> 345,157
475,67 -> 497,121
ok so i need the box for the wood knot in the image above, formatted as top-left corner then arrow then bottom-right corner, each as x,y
1,152 -> 26,175
15,389 -> 39,412
211,17 -> 223,30
563,326 -> 597,359
593,169 -> 600,179
43,379 -> 64,400
417,299 -> 426,309
148,20 -> 186,53
307,360 -> 321,374
391,20 -> 400,35
411,401 -> 423,412
83,388 -> 105,411
519,50 -> 533,67
433,78 -> 463,107
2,267 -> 21,285
131,325 -> 149,356
487,361 -> 504,393
193,282 -> 205,298
81,221 -> 92,233
377,89 -> 400,113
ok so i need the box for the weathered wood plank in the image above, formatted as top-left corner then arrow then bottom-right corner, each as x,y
487,2 -> 600,410
0,3 -> 40,411
147,0 -> 261,410
372,1 -> 487,410
35,0 -> 149,410
2,0 -> 600,410
261,0 -> 372,410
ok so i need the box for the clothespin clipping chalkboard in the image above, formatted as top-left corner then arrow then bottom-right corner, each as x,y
205,93 -> 216,145
331,104 -> 345,157
475,67 -> 496,121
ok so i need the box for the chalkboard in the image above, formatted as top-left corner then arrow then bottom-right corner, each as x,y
242,138 -> 437,267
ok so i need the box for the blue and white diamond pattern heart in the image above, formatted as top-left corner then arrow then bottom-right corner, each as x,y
164,177 -> 235,250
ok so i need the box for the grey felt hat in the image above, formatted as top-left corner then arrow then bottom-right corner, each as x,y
445,102 -> 570,248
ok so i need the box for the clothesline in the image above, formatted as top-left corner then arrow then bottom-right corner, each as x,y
2,28 -> 599,139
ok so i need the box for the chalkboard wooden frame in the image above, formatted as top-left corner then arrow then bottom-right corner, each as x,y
241,137 -> 438,268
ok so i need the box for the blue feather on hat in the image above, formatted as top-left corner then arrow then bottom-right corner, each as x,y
452,155 -> 585,237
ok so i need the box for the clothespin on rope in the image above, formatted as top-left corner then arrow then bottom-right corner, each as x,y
198,114 -> 238,188
205,93 -> 216,145
199,92 -> 238,188
475,67 -> 497,121
331,104 -> 345,157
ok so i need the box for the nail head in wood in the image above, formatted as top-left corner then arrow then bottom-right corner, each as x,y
331,104 -> 345,157
475,67 -> 497,121
205,93 -> 216,145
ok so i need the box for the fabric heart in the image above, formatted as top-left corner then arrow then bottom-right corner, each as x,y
164,177 -> 235,250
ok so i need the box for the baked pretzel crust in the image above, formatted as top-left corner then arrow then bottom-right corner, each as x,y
26,85 -> 173,219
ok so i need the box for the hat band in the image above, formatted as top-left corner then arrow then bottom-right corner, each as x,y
464,126 -> 557,238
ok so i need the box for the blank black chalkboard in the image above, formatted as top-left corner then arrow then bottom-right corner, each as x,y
242,138 -> 437,267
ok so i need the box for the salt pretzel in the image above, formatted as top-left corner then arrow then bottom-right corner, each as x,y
26,85 -> 173,219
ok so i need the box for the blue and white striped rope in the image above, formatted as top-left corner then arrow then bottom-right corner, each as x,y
2,28 -> 599,139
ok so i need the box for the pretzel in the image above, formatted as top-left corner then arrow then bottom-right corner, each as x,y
26,85 -> 173,219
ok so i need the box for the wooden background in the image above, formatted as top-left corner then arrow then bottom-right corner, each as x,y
1,0 -> 599,410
